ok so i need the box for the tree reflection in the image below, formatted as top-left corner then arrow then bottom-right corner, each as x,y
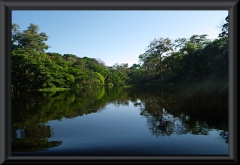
12,125 -> 62,152
137,86 -> 228,142
12,84 -> 228,152
146,109 -> 174,137
12,87 -> 108,152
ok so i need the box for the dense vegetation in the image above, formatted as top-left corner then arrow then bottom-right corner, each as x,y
11,16 -> 228,90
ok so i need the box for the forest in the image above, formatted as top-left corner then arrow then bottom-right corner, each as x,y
11,16 -> 228,91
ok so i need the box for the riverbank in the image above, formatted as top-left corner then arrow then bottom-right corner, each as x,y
37,88 -> 71,92
128,79 -> 228,94
13,79 -> 228,93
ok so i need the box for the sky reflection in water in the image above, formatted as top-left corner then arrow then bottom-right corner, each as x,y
12,86 -> 228,156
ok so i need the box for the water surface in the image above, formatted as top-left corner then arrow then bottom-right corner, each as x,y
12,86 -> 228,156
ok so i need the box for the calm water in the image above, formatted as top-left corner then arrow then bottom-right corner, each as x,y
12,86 -> 228,156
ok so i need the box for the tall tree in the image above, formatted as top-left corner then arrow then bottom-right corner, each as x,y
11,23 -> 51,90
140,38 -> 173,82
12,23 -> 49,53
173,35 -> 211,82
218,15 -> 229,38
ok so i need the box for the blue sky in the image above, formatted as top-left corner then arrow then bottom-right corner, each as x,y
12,10 -> 228,67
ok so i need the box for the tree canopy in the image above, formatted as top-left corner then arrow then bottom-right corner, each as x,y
11,16 -> 228,90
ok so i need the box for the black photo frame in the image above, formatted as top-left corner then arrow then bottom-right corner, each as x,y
0,0 -> 238,164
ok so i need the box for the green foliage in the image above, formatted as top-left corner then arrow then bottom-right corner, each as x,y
12,23 -> 49,53
95,72 -> 105,85
138,33 -> 228,84
11,23 -> 112,90
11,19 -> 228,91
219,15 -> 229,38
139,38 -> 173,82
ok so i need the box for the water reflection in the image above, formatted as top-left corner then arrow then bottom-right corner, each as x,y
135,87 -> 228,142
12,125 -> 62,152
12,85 -> 228,152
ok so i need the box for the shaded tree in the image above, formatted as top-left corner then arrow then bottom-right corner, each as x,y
139,38 -> 173,82
218,15 -> 229,38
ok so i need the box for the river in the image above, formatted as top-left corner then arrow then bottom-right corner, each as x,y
11,86 -> 228,156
